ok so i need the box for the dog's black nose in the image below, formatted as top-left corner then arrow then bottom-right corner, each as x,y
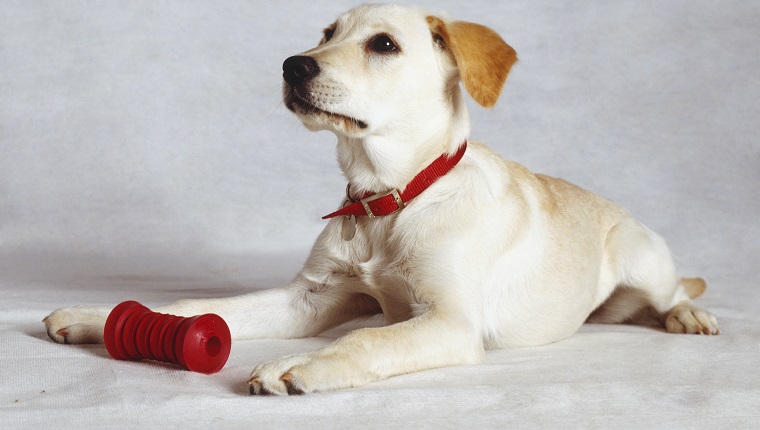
283,56 -> 320,85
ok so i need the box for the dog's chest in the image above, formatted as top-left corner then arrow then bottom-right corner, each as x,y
345,216 -> 398,283
338,216 -> 420,315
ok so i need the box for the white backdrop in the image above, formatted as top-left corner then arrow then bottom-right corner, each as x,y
1,0 -> 759,428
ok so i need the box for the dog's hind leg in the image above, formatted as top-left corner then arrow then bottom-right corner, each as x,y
589,218 -> 719,334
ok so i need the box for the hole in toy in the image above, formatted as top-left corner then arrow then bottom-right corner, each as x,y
206,336 -> 222,357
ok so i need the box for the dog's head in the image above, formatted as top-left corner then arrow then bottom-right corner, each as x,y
282,4 -> 517,141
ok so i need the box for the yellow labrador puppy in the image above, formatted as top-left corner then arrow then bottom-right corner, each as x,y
44,4 -> 718,395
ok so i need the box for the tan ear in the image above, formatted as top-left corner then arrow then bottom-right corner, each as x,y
427,17 -> 517,108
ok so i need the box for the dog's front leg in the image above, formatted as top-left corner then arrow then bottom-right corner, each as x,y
156,272 -> 378,340
248,309 -> 484,395
43,270 -> 378,344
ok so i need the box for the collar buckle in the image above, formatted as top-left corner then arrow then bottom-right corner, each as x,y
361,189 -> 404,218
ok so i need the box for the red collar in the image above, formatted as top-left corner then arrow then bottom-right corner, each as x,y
323,142 -> 468,219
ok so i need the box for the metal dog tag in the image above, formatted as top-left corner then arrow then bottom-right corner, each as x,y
342,214 -> 357,241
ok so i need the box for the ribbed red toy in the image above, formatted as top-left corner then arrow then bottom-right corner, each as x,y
103,300 -> 231,374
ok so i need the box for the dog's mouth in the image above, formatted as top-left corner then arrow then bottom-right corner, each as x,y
286,90 -> 368,130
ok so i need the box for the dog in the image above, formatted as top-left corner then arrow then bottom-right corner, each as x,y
43,3 -> 719,395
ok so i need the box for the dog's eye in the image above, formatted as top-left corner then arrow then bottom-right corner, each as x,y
369,34 -> 399,54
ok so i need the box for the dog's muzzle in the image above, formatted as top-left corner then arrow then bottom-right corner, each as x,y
281,55 -> 368,130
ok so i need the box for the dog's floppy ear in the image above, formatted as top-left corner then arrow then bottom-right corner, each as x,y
427,16 -> 517,108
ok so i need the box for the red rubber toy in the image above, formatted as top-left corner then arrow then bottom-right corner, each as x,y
103,300 -> 231,374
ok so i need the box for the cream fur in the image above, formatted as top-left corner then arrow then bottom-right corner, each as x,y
43,4 -> 718,396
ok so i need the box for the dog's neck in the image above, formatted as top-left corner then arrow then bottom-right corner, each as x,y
335,87 -> 471,195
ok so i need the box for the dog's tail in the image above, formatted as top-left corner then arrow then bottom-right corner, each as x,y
680,277 -> 707,299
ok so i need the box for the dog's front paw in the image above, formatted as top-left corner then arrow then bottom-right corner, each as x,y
665,303 -> 720,335
248,351 -> 366,395
42,306 -> 111,344
248,354 -> 314,395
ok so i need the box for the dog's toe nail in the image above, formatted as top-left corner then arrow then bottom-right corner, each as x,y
248,379 -> 262,395
248,377 -> 276,396
55,327 -> 71,343
281,372 -> 304,395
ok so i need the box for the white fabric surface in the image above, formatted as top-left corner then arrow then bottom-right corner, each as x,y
2,0 -> 759,428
